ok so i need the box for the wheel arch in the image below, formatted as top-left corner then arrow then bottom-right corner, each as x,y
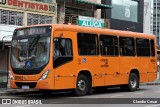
75,70 -> 92,95
130,69 -> 140,79
77,70 -> 92,84
130,69 -> 140,87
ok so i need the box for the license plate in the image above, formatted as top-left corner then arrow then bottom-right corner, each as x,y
22,85 -> 30,89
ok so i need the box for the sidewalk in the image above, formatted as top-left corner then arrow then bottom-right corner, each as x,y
141,79 -> 160,85
142,72 -> 160,85
0,88 -> 39,96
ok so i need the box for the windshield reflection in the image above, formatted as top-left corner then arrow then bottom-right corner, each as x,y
11,37 -> 50,69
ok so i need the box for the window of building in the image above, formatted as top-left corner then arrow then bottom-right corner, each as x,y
119,37 -> 135,56
77,33 -> 98,55
150,39 -> 155,56
27,13 -> 53,26
136,38 -> 150,56
100,35 -> 118,56
0,9 -> 24,26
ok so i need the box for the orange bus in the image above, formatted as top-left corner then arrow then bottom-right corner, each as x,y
9,24 -> 158,96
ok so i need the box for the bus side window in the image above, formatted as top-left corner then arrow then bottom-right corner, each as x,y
150,40 -> 155,57
119,37 -> 135,56
136,38 -> 150,56
53,38 -> 73,68
100,35 -> 118,56
54,38 -> 72,57
77,33 -> 99,56
60,39 -> 72,56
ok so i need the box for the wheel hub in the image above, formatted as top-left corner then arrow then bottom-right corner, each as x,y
130,78 -> 136,88
78,80 -> 86,91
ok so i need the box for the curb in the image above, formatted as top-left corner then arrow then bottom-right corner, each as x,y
0,92 -> 10,96
0,89 -> 39,96
140,82 -> 160,85
140,79 -> 160,85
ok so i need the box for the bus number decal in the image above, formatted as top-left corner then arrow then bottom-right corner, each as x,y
15,76 -> 23,81
100,59 -> 109,67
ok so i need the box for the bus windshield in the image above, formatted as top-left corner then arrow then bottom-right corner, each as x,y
11,36 -> 50,69
11,26 -> 51,69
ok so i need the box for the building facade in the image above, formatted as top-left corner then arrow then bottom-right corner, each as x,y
0,0 -> 57,88
153,0 -> 160,45
101,0 -> 144,33
56,0 -> 111,25
143,0 -> 153,35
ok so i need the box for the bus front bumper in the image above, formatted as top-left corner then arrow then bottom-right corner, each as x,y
9,78 -> 54,90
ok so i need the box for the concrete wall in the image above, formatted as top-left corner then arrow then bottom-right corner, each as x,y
94,0 -> 101,18
143,0 -> 153,34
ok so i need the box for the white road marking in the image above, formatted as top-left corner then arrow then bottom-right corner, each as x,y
81,99 -> 90,100
23,105 -> 32,107
154,91 -> 160,93
134,92 -> 144,95
145,104 -> 160,107
13,106 -> 23,107
111,95 -> 124,98
50,101 -> 64,104
13,105 -> 32,107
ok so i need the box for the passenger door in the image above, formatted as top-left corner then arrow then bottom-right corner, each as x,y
99,35 -> 120,86
119,37 -> 136,84
53,31 -> 75,89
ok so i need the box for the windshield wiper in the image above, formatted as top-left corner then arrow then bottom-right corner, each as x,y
18,35 -> 40,62
28,35 -> 40,50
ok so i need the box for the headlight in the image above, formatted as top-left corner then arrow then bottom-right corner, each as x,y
9,70 -> 14,80
39,70 -> 50,80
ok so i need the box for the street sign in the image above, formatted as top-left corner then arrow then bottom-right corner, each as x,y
78,16 -> 105,28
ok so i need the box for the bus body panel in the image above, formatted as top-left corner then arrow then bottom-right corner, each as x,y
9,24 -> 158,91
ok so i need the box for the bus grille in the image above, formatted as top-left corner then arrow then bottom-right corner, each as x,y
12,68 -> 43,75
15,82 -> 37,88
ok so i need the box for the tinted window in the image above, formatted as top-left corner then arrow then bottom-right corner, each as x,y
136,38 -> 150,56
119,37 -> 135,56
100,35 -> 118,56
77,33 -> 99,55
53,38 -> 73,68
150,40 -> 155,56
54,38 -> 72,58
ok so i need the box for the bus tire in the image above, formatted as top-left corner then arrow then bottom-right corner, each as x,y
127,73 -> 139,92
75,74 -> 88,96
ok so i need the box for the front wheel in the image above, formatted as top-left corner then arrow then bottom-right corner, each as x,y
75,74 -> 88,96
127,73 -> 139,92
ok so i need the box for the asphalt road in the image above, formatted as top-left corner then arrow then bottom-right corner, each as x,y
0,85 -> 160,107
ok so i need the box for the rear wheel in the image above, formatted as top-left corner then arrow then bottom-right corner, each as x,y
75,74 -> 89,96
127,73 -> 139,91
